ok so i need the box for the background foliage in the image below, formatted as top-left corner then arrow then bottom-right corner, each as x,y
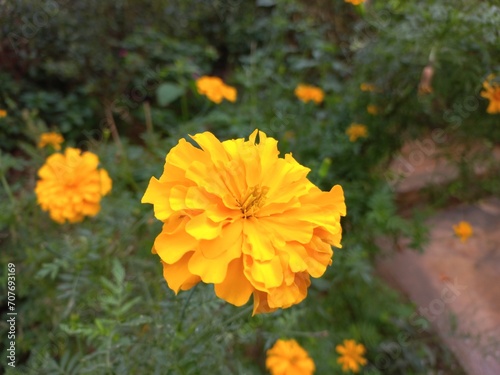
2,0 -> 499,373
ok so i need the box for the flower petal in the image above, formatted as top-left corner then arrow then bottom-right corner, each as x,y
161,254 -> 200,293
214,258 -> 253,306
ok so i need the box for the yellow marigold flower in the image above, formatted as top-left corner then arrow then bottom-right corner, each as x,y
346,124 -> 368,142
0,109 -> 7,118
38,132 -> 64,150
336,339 -> 367,373
142,130 -> 346,315
453,221 -> 473,242
196,75 -> 237,104
35,148 -> 112,224
366,105 -> 379,115
345,0 -> 365,5
360,83 -> 376,92
480,74 -> 500,114
294,84 -> 325,104
266,339 -> 315,375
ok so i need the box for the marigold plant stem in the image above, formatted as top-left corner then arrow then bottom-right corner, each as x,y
1,174 -> 15,206
177,284 -> 198,332
193,305 -> 254,346
104,103 -> 124,156
143,101 -> 153,135
1,174 -> 19,243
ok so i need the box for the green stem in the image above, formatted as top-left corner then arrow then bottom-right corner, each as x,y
105,332 -> 113,371
116,144 -> 140,193
193,304 -> 254,346
224,305 -> 254,325
143,101 -> 153,135
177,284 -> 198,332
1,174 -> 15,205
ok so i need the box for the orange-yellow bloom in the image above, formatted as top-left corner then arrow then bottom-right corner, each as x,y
35,148 -> 112,224
480,74 -> 500,114
336,339 -> 367,373
142,130 -> 346,314
294,84 -> 325,104
366,105 -> 379,115
38,132 -> 64,150
345,0 -> 365,5
196,76 -> 237,104
266,339 -> 315,375
360,83 -> 376,92
0,109 -> 7,118
453,221 -> 473,242
346,124 -> 368,142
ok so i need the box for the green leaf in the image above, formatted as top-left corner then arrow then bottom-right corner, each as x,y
112,259 -> 125,284
156,83 -> 184,107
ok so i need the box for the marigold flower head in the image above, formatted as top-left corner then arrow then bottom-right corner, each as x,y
196,75 -> 237,104
294,84 -> 325,104
0,109 -> 7,118
366,105 -> 379,115
453,221 -> 473,242
360,83 -> 376,92
345,0 -> 365,5
38,132 -> 64,150
346,124 -> 368,142
35,147 -> 112,224
142,130 -> 346,314
336,339 -> 367,373
480,74 -> 500,114
266,339 -> 315,375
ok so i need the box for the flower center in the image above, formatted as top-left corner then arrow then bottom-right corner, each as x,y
289,355 -> 301,365
237,186 -> 269,218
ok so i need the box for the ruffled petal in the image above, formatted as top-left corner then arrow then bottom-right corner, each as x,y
161,254 -> 200,293
214,258 -> 253,306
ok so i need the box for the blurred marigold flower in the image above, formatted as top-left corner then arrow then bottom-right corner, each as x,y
266,339 -> 315,375
35,148 -> 112,224
196,75 -> 237,104
360,83 -> 376,92
453,221 -> 473,242
439,273 -> 451,283
0,109 -> 7,118
345,0 -> 366,5
38,132 -> 64,151
284,130 -> 296,141
418,85 -> 433,95
142,130 -> 346,314
294,84 -> 325,104
346,124 -> 368,142
366,105 -> 379,115
480,74 -> 500,114
336,339 -> 367,373
418,65 -> 434,96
